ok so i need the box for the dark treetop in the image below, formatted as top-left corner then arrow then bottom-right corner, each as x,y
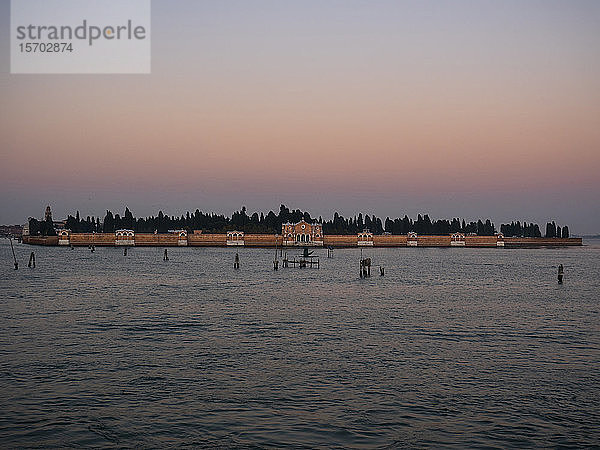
27,205 -> 568,238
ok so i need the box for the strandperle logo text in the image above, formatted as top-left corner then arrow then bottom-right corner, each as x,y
15,19 -> 147,46
11,0 -> 151,74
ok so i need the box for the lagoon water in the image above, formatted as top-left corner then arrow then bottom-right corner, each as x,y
1,239 -> 599,448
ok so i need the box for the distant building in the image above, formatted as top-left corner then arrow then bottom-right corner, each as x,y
115,229 -> 135,246
58,229 -> 71,246
53,220 -> 66,231
407,232 -> 418,247
40,205 -> 65,231
0,224 -> 24,237
450,232 -> 466,246
169,229 -> 188,246
44,205 -> 52,222
282,220 -> 323,246
226,231 -> 244,246
496,233 -> 505,247
358,230 -> 374,246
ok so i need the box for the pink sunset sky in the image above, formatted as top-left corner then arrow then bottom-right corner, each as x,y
1,1 -> 599,233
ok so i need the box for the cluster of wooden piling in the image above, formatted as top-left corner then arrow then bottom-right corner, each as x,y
360,256 -> 371,278
9,238 -> 35,270
6,238 -> 568,284
282,247 -> 320,268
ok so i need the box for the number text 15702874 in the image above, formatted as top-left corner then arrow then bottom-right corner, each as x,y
19,42 -> 73,52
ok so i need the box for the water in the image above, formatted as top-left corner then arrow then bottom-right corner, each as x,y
1,239 -> 599,448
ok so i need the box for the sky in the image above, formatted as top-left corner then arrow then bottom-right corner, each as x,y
1,0 -> 599,233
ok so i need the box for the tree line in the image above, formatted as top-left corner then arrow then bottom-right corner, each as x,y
27,205 -> 569,238
499,221 -> 569,238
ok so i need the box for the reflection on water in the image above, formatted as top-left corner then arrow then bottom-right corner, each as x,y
0,239 -> 599,447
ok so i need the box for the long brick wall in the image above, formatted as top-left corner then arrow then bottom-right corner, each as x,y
22,233 -> 583,248
504,237 -> 582,247
416,236 -> 452,247
323,235 -> 357,247
244,234 -> 278,247
69,233 -> 114,246
22,236 -> 59,246
188,233 -> 227,246
373,235 -> 407,246
465,235 -> 497,247
134,234 -> 180,246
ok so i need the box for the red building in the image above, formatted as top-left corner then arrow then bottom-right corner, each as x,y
281,220 -> 323,246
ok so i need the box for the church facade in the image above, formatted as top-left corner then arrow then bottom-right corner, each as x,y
281,220 -> 323,246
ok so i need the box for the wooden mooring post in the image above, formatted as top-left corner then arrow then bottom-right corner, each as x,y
234,253 -> 240,269
558,264 -> 564,284
163,248 -> 169,261
10,238 -> 18,270
28,251 -> 36,268
360,249 -> 371,278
